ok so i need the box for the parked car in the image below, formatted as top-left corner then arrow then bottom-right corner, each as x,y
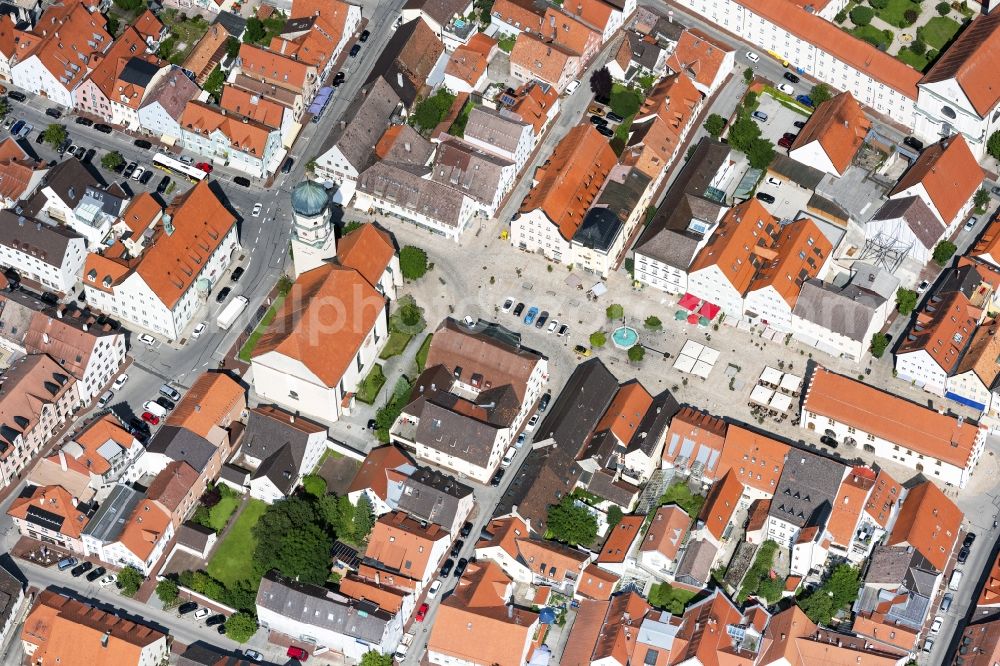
349,43 -> 361,57
941,594 -> 953,611
783,71 -> 800,83
450,539 -> 465,557
243,650 -> 263,662
233,176 -> 251,187
524,306 -> 538,325
251,202 -> 262,217
160,384 -> 182,401
155,396 -> 175,410
464,315 -> 475,327
460,521 -> 474,537
360,29 -> 371,41
75,116 -> 93,126
9,120 -> 24,135
795,94 -> 814,107
83,148 -> 96,162
231,266 -> 245,282
766,176 -> 781,186
57,557 -> 78,571
539,392 -> 551,412
777,83 -> 794,95
139,169 -> 153,184
820,435 -> 838,448
917,279 -> 931,293
113,374 -> 128,389
157,175 -> 170,193
123,162 -> 137,178
195,162 -> 212,173
965,216 -> 977,231
923,638 -> 934,653
930,616 -> 943,634
138,333 -> 155,345
141,411 -> 160,425
133,139 -> 152,149
440,559 -> 455,577
746,51 -> 759,62
97,391 -> 114,408
535,310 -> 548,328
8,91 -> 25,102
755,192 -> 776,204
191,322 -> 206,338
596,125 -> 614,137
281,157 -> 294,173
490,468 -> 505,486
958,546 -> 970,563
215,286 -> 232,302
501,297 -> 514,313
589,114 -> 608,126
206,614 -> 226,626
566,79 -> 581,94
782,132 -> 797,140
99,573 -> 117,587
793,120 -> 806,129
751,110 -> 768,121
286,646 -> 308,661
44,107 -> 61,118
454,558 -> 469,578
332,71 -> 346,86
573,344 -> 591,356
903,136 -> 924,151
965,533 -> 977,547
86,566 -> 106,582
547,319 -> 558,333
71,562 -> 93,577
515,432 -> 526,448
778,136 -> 793,149
94,123 -> 113,134
525,413 -> 539,432
557,324 -> 569,337
193,608 -> 210,620
427,580 -> 442,599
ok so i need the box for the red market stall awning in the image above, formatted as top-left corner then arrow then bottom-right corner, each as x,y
679,293 -> 700,311
698,302 -> 720,320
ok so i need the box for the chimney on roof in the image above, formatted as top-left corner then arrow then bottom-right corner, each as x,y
101,630 -> 111,648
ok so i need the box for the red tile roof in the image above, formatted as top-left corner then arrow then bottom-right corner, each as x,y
23,2 -> 112,93
716,424 -> 789,495
8,485 -> 89,538
689,198 -> 779,294
889,134 -> 983,225
887,480 -> 962,572
337,224 -> 395,290
896,289 -> 980,374
666,28 -> 734,91
920,11 -> 1000,116
597,515 -> 644,563
595,381 -> 653,444
699,471 -> 744,540
825,466 -> 876,547
790,92 -> 871,175
180,100 -> 275,156
641,504 -> 690,560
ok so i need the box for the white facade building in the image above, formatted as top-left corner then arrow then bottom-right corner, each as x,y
0,214 -> 86,294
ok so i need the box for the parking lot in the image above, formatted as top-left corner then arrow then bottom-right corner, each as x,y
750,91 -> 810,146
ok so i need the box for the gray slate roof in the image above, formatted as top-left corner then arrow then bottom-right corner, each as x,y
145,426 -> 217,471
431,138 -> 514,206
871,195 -> 944,250
0,560 -> 23,635
767,450 -> 845,529
397,465 -> 472,529
319,77 -> 402,173
792,279 -> 884,343
21,158 -> 100,217
633,138 -> 729,268
410,399 -> 500,466
0,211 -> 83,268
674,538 -> 717,586
357,161 -> 467,229
256,571 -> 393,643
242,407 -> 324,493
81,483 -> 142,543
140,66 -> 200,118
463,107 -> 529,155
402,0 -> 471,26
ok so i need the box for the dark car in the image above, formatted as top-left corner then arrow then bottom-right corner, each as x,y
281,157 -> 294,174
903,136 -> 924,151
778,136 -> 793,149
964,533 -> 977,547
793,120 -> 806,129
782,132 -> 797,140
958,546 -> 970,564
133,139 -> 152,149
349,43 -> 361,57
231,266 -> 245,282
44,107 -> 61,118
795,94 -> 814,107
367,418 -> 377,431
206,614 -> 226,626
34,131 -> 45,144
155,396 -> 175,410
440,558 -> 455,577
450,539 -> 464,557
360,29 -> 371,42
157,175 -> 171,193
820,435 -> 838,448
490,468 -> 505,486
755,192 -> 776,204
453,558 -> 469,578
123,162 -> 137,178
40,291 -> 59,305
539,392 -> 552,412
215,286 -> 231,303
139,170 -> 153,185
332,71 -> 346,86
8,91 -> 25,102
233,176 -> 251,187
75,116 -> 93,126
535,311 -> 548,329
73,145 -> 86,160
3,268 -> 19,287
596,125 -> 614,137
460,521 -> 473,538
217,624 -> 227,635
783,71 -> 800,83
128,417 -> 149,433
606,112 -> 624,123
83,148 -> 95,162
86,566 -> 106,582
589,114 -> 608,126
512,302 -> 525,317
178,602 -> 198,615
71,562 -> 93,577
94,123 -> 113,134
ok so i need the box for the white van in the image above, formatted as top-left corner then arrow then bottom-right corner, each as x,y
566,79 -> 580,94
949,570 -> 963,591
143,400 -> 167,417
501,446 -> 516,467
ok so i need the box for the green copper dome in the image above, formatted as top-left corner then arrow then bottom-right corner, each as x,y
290,180 -> 328,217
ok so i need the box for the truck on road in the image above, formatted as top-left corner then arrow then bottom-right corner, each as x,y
394,632 -> 414,661
216,295 -> 249,330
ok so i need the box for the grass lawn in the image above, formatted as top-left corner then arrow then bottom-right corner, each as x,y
648,582 -> 698,613
415,334 -> 433,372
896,47 -> 931,71
356,364 -> 387,404
919,16 -> 961,49
159,9 -> 211,64
379,331 -> 413,360
448,100 -> 474,137
610,83 -> 644,119
659,481 -> 705,520
237,295 -> 284,361
851,25 -> 892,50
875,0 -> 920,26
614,114 -> 635,142
207,499 -> 267,587
204,493 -> 240,531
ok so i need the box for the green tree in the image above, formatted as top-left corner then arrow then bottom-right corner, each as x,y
810,83 -> 833,105
400,245 -> 429,279
411,89 -> 456,131
0,98 -> 9,121
606,505 -> 624,529
628,344 -> 645,363
546,496 -> 598,546
106,14 -> 120,36
935,0 -> 950,12
112,0 -> 143,10
224,612 -> 259,642
317,494 -> 354,535
225,36 -> 240,59
974,188 -> 990,212
933,240 -> 957,266
743,67 -> 754,84
301,474 -> 327,498
243,17 -> 266,43
273,523 -> 334,583
850,5 -> 874,24
117,566 -> 143,596
703,113 -> 726,138
644,315 -> 662,330
342,221 -> 363,235
589,66 -> 613,99
869,332 -> 889,358
869,0 -> 888,8
798,564 -> 861,625
896,288 -> 918,315
352,494 -> 375,543
360,652 -> 394,666
746,137 -> 776,170
606,303 -> 624,320
728,112 -> 762,153
101,151 -> 124,171
42,124 -> 67,150
394,295 -> 425,330
204,66 -> 225,99
590,331 -> 606,348
910,38 -> 926,55
648,582 -> 695,614
988,131 -> 1000,161
155,578 -> 179,604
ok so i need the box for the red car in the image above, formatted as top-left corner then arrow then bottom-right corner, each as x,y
195,162 -> 213,173
415,602 -> 429,622
141,411 -> 159,425
286,646 -> 308,661
778,136 -> 793,149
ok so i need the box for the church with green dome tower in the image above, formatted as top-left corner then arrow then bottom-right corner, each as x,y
289,180 -> 336,277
